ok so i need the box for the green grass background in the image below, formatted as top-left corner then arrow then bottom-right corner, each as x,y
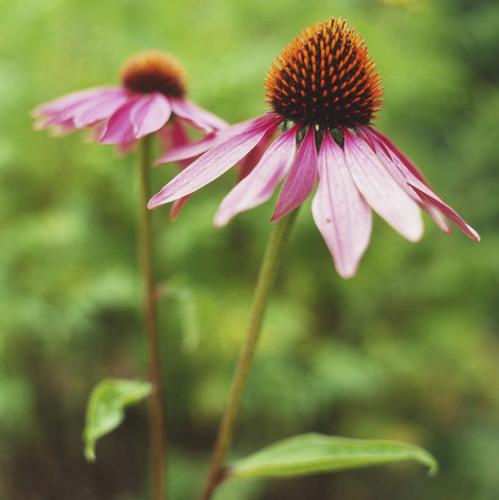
1,0 -> 498,498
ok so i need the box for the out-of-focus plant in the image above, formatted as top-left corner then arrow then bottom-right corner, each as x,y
33,50 -> 226,500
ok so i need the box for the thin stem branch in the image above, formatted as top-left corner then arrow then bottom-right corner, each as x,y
138,136 -> 166,500
200,209 -> 300,500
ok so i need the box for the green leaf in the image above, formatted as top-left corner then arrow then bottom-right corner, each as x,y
83,378 -> 152,462
230,433 -> 438,480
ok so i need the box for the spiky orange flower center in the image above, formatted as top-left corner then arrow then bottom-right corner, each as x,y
121,51 -> 186,98
265,18 -> 383,130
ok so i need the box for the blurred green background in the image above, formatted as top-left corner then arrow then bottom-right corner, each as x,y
1,0 -> 498,498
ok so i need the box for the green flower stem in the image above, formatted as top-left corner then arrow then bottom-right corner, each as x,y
200,209 -> 300,500
138,136 -> 166,500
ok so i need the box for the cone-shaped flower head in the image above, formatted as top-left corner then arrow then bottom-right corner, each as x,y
33,50 -> 227,151
265,20 -> 382,130
149,18 -> 479,278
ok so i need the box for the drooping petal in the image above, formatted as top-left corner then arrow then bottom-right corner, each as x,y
272,126 -> 318,221
170,195 -> 192,220
237,128 -> 276,181
168,121 -> 193,219
359,127 -> 423,201
366,126 -> 428,184
99,98 -> 139,144
34,88 -> 126,133
363,128 -> 479,241
156,114 -> 277,164
344,130 -> 423,242
410,183 -> 480,241
33,87 -> 117,117
214,126 -> 298,226
170,98 -> 228,132
167,120 -> 192,168
73,90 -> 129,127
424,204 -> 453,234
156,133 -> 220,164
312,133 -> 372,279
131,93 -> 172,139
148,113 -> 281,208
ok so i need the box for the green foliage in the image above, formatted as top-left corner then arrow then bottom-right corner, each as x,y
84,378 -> 151,462
0,0 -> 498,499
230,433 -> 437,480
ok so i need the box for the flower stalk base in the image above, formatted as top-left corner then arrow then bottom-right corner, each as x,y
200,209 -> 300,500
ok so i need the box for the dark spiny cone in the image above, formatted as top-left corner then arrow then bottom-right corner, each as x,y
265,18 -> 383,130
121,50 -> 186,98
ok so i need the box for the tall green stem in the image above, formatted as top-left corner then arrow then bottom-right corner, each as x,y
200,209 -> 300,500
138,136 -> 166,500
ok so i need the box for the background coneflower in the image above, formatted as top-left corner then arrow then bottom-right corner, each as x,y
149,18 -> 479,279
32,51 -> 227,500
33,50 -> 226,151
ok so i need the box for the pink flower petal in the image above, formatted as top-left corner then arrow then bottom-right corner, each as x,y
167,120 -> 192,168
410,183 -> 480,241
366,126 -> 428,184
155,113 -> 280,164
214,126 -> 298,227
33,87 -> 117,117
170,195 -> 192,220
237,128 -> 275,181
170,98 -> 228,132
33,88 -> 126,134
73,90 -> 129,127
424,204 -> 453,234
344,130 -> 423,242
99,97 -> 138,144
272,126 -> 318,221
156,133 -> 220,164
362,128 -> 479,241
148,113 -> 280,208
168,121 -> 194,219
312,133 -> 372,279
359,127 -> 422,202
131,93 -> 172,139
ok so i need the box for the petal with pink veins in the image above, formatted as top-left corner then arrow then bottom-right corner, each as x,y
170,195 -> 192,220
156,113 -> 279,164
312,133 -> 372,279
170,98 -> 228,132
168,121 -> 194,219
148,113 -> 280,208
156,133 -> 221,164
73,90 -> 129,127
410,182 -> 480,241
424,204 -> 453,234
344,130 -> 423,242
99,98 -> 139,144
363,128 -> 479,241
272,126 -> 318,221
33,87 -> 117,117
131,93 -> 172,139
214,126 -> 298,226
237,128 -> 275,181
168,120 -> 191,168
366,126 -> 428,184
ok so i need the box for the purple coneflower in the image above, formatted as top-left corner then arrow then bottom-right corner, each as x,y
149,19 -> 479,278
33,50 -> 226,151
